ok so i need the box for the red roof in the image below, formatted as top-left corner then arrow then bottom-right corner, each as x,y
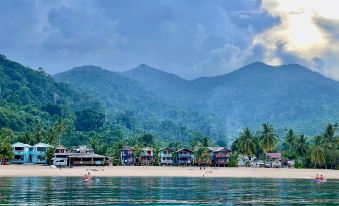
266,153 -> 281,159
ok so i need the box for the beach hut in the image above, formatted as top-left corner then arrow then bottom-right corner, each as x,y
68,146 -> 107,166
176,148 -> 194,165
266,153 -> 282,168
159,147 -> 173,165
140,147 -> 153,165
52,146 -> 70,166
11,142 -> 32,164
32,143 -> 51,164
207,147 -> 231,167
120,147 -> 135,165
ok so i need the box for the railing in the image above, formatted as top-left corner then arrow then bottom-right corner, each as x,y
160,154 -> 172,158
177,154 -> 192,158
72,161 -> 103,165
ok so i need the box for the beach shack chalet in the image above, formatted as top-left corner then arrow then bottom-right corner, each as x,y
52,146 -> 70,166
68,146 -> 107,166
140,147 -> 153,165
266,152 -> 282,168
32,143 -> 50,164
11,142 -> 32,164
11,142 -> 50,164
207,147 -> 231,167
176,148 -> 194,165
120,147 -> 135,165
159,147 -> 173,165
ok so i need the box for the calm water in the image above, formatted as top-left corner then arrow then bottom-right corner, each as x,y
0,177 -> 338,205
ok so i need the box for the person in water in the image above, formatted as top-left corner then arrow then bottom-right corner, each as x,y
83,172 -> 92,181
315,174 -> 319,180
319,174 -> 324,181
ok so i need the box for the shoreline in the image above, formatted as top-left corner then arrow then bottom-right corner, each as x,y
1,165 -> 338,179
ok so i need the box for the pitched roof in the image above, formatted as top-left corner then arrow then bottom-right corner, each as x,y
266,153 -> 281,159
12,142 -> 31,147
160,147 -> 173,152
68,153 -> 106,158
177,148 -> 192,153
207,147 -> 230,152
33,143 -> 51,147
121,147 -> 134,151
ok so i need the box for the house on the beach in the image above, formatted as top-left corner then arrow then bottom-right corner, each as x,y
32,143 -> 51,164
120,147 -> 135,165
68,146 -> 107,166
266,152 -> 282,168
11,142 -> 51,164
176,148 -> 194,165
52,146 -> 70,166
159,147 -> 173,165
140,147 -> 153,165
11,142 -> 32,164
207,147 -> 231,166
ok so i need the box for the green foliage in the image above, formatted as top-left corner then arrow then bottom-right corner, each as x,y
236,128 -> 256,157
45,147 -> 55,165
259,123 -> 277,153
75,109 -> 105,132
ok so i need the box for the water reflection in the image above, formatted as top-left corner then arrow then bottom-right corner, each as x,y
0,177 -> 338,205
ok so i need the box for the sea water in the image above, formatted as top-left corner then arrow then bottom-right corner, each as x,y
0,177 -> 338,205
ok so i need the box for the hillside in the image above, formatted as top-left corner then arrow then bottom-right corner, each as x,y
120,62 -> 339,136
55,66 -> 227,143
122,64 -> 189,101
0,54 -> 100,132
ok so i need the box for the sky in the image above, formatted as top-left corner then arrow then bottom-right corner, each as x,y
0,0 -> 338,80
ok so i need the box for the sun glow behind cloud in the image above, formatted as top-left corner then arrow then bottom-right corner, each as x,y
255,0 -> 339,78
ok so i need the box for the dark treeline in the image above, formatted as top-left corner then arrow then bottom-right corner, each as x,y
232,123 -> 339,169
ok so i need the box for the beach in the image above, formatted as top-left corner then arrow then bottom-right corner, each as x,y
0,165 -> 338,179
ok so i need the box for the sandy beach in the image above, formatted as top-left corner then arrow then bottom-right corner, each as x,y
0,165 -> 338,179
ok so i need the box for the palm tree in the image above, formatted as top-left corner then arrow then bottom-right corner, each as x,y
296,134 -> 308,157
194,142 -> 208,166
311,139 -> 326,168
237,128 -> 256,158
322,123 -> 337,142
201,137 -> 212,147
284,129 -> 297,151
259,123 -> 277,153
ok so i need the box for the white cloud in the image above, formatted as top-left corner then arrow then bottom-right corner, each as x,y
254,0 -> 339,80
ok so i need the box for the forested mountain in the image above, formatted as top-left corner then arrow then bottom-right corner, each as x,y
2,52 -> 339,149
55,65 -> 228,144
122,64 -> 189,101
0,54 -> 100,132
120,62 -> 339,136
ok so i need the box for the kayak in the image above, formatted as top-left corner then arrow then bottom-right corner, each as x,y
313,179 -> 326,183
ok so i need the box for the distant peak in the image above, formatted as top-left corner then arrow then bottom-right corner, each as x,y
135,64 -> 157,71
0,54 -> 7,60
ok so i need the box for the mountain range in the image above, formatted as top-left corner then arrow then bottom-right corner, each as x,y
55,61 -> 339,142
1,52 -> 339,145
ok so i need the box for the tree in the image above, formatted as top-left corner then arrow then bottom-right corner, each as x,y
194,142 -> 208,166
237,128 -> 256,158
296,134 -> 308,157
139,133 -> 156,147
259,123 -> 277,153
45,147 -> 55,165
311,136 -> 326,168
0,142 -> 14,164
284,129 -> 297,151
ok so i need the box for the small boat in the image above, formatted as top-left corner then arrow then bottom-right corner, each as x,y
313,179 -> 326,184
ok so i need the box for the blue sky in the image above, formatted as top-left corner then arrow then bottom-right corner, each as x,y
0,0 -> 338,79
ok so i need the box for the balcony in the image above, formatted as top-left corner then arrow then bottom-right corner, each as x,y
160,154 -> 172,158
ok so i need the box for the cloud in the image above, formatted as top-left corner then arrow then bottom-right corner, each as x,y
253,0 -> 339,80
0,0 -> 278,79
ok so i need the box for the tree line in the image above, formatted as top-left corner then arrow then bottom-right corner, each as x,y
231,123 -> 338,169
